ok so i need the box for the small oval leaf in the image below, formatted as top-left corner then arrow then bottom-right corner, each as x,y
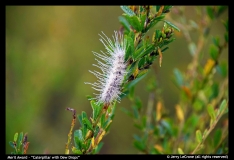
164,20 -> 180,32
207,105 -> 216,121
14,133 -> 18,142
196,130 -> 202,143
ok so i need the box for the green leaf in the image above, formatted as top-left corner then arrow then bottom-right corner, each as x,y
164,6 -> 173,11
131,15 -> 142,32
189,20 -> 198,29
74,130 -> 84,150
209,83 -> 219,100
139,6 -> 144,13
77,114 -> 83,126
133,46 -> 144,60
72,147 -> 83,154
120,89 -> 129,99
164,20 -> 180,32
86,95 -> 93,101
134,123 -> 143,130
17,132 -> 23,150
134,44 -> 154,60
193,99 -> 204,111
188,42 -> 197,56
82,111 -> 88,119
209,44 -> 219,60
120,6 -> 136,16
132,105 -> 139,119
9,141 -> 15,149
124,35 -> 134,62
128,86 -> 135,100
212,36 -> 220,47
219,99 -> 227,114
103,118 -> 112,130
121,107 -> 133,117
161,38 -> 175,46
225,107 -> 228,114
223,19 -> 228,31
156,6 -> 161,12
80,122 -> 88,143
217,6 -> 227,17
140,14 -> 146,32
161,120 -> 173,135
183,114 -> 199,133
138,57 -> 146,69
85,139 -> 92,151
145,55 -> 156,65
217,62 -> 227,78
207,6 -> 214,19
128,30 -> 135,40
173,68 -> 183,87
100,114 -> 105,128
90,100 -> 102,120
126,72 -> 147,89
178,148 -> 184,154
161,46 -> 169,52
147,15 -> 165,30
94,142 -> 104,154
14,133 -> 18,142
119,16 -> 130,32
133,140 -> 146,151
155,30 -> 161,40
136,69 -> 149,79
125,60 -> 138,80
207,105 -> 216,121
82,117 -> 93,131
203,129 -> 208,137
109,102 -> 116,119
214,129 -> 222,147
196,130 -> 202,143
142,116 -> 147,129
133,134 -> 141,141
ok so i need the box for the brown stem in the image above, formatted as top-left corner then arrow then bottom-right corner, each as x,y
65,108 -> 76,154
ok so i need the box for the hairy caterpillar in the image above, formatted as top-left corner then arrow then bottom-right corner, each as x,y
85,31 -> 127,105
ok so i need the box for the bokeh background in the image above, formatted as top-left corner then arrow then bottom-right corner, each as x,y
6,6 -> 228,154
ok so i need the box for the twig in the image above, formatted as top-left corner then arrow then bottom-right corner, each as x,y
23,133 -> 29,154
65,107 -> 76,154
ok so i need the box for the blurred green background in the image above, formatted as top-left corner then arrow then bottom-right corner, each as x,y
6,6 -> 228,154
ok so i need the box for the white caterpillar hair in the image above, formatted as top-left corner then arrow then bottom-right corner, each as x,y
85,31 -> 127,105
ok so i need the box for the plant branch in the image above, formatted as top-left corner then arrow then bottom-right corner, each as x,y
191,101 -> 228,154
84,103 -> 109,154
65,107 -> 76,154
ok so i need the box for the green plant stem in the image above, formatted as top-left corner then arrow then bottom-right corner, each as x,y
191,101 -> 228,154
